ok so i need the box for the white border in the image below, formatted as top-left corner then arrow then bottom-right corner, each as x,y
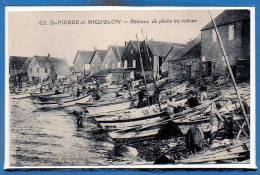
4,6 -> 256,170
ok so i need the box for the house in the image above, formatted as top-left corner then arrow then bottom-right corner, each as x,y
27,54 -> 71,83
168,36 -> 201,81
102,46 -> 125,70
90,49 -> 107,75
73,50 -> 95,76
9,56 -> 32,86
139,41 -> 185,80
200,10 -> 250,81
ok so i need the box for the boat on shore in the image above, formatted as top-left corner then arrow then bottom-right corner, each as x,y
33,94 -> 91,109
85,100 -> 133,116
10,92 -> 31,99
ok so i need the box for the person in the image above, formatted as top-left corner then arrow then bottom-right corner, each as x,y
73,110 -> 84,127
199,81 -> 207,102
187,91 -> 199,108
76,88 -> 81,97
208,102 -> 224,144
137,88 -> 147,108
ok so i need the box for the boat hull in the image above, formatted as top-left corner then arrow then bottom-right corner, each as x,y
34,94 -> 91,109
86,101 -> 132,116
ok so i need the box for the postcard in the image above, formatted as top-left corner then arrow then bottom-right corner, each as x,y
5,6 -> 256,169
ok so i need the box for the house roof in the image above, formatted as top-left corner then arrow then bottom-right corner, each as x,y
73,50 -> 95,65
109,46 -> 126,61
146,41 -> 185,57
201,10 -> 250,31
9,56 -> 28,71
92,50 -> 108,63
170,35 -> 201,61
34,56 -> 71,76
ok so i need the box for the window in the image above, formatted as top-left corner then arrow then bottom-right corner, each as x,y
212,29 -> 217,42
37,68 -> 39,73
229,24 -> 235,40
133,60 -> 136,68
124,60 -> 127,68
202,56 -> 206,62
118,62 -> 121,68
45,68 -> 48,73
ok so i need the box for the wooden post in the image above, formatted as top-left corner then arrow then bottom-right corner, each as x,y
208,11 -> 250,135
136,34 -> 150,106
142,31 -> 162,111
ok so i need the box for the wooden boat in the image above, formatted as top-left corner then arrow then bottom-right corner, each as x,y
37,93 -> 71,102
33,94 -> 91,109
85,100 -> 133,116
100,84 -> 120,94
171,102 -> 243,135
97,111 -> 169,131
92,103 -> 166,122
10,92 -> 31,99
30,91 -> 55,98
175,140 -> 250,164
107,118 -> 172,143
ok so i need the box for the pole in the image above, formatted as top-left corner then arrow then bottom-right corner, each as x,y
136,34 -> 150,106
208,11 -> 250,134
141,30 -> 162,111
118,44 -> 133,100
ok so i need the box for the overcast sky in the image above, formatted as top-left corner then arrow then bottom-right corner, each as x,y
8,9 -> 223,65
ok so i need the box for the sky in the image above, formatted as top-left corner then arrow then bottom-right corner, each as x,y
7,9 -> 223,65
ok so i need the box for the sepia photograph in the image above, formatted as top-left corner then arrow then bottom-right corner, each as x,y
5,7 -> 255,169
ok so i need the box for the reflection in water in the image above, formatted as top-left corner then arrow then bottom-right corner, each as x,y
10,98 -> 141,166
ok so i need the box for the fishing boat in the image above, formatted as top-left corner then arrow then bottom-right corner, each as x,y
33,94 -> 91,109
97,111 -> 169,131
100,84 -> 121,94
30,91 -> 55,98
85,100 -> 133,116
107,118 -> 172,143
37,93 -> 71,102
10,92 -> 31,99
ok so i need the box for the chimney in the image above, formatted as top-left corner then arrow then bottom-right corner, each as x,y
47,53 -> 51,57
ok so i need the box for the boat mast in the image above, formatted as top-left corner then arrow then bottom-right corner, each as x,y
116,44 -> 133,100
136,34 -> 151,106
141,30 -> 162,111
208,11 -> 250,137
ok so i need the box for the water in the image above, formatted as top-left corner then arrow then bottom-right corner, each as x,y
9,98 -> 141,166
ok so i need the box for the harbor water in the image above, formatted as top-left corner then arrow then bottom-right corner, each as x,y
9,98 -> 141,166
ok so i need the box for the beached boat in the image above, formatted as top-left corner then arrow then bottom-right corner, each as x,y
107,119 -> 172,143
37,93 -> 72,102
85,100 -> 133,116
33,94 -> 91,109
97,111 -> 169,131
10,92 -> 31,99
30,91 -> 55,98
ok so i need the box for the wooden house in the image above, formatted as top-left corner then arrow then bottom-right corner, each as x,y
9,56 -> 32,86
90,49 -> 107,75
139,41 -> 185,80
73,50 -> 95,76
168,36 -> 201,81
201,10 -> 250,81
102,46 -> 125,70
28,55 -> 71,83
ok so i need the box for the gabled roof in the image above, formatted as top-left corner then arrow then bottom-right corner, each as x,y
170,35 -> 201,61
73,50 -> 95,65
49,57 -> 71,76
33,56 -> 71,76
201,10 -> 250,31
109,46 -> 126,61
146,41 -> 185,57
92,50 -> 108,63
9,56 -> 28,71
